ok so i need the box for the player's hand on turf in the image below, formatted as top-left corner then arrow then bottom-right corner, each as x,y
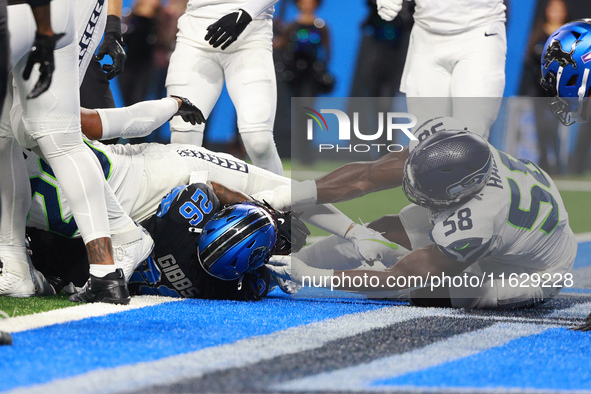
345,223 -> 401,263
376,0 -> 403,21
205,9 -> 253,50
95,15 -> 126,79
170,95 -> 206,125
265,256 -> 304,294
23,32 -> 65,99
571,312 -> 591,332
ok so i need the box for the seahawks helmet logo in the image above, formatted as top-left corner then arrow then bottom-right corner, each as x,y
544,39 -> 578,69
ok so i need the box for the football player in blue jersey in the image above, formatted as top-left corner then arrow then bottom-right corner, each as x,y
539,19 -> 591,330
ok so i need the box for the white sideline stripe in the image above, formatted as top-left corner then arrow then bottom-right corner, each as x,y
310,231 -> 591,246
274,322 -> 549,392
554,180 -> 591,192
289,175 -> 591,192
10,306 -> 457,394
575,232 -> 591,243
0,296 -> 178,333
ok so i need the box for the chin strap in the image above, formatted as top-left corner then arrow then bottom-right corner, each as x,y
574,68 -> 591,123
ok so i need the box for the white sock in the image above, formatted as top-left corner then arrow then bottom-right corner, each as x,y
89,264 -> 116,278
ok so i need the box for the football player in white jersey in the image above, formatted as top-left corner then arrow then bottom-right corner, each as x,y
266,121 -> 577,309
0,0 -> 152,304
165,0 -> 284,175
539,20 -> 591,329
376,0 -> 507,138
19,95 -> 400,284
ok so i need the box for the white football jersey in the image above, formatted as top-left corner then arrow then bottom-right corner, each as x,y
25,141 -> 288,236
25,142 -> 144,238
413,0 -> 506,35
429,145 -> 576,273
185,0 -> 277,20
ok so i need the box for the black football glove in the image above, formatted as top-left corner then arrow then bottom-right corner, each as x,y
205,9 -> 253,50
170,95 -> 206,125
570,312 -> 591,332
23,32 -> 65,99
251,200 -> 310,255
95,15 -> 126,79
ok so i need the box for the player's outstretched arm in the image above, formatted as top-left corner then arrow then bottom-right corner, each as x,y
80,96 -> 205,140
252,149 -> 408,211
268,244 -> 468,294
211,182 -> 253,205
316,149 -> 408,204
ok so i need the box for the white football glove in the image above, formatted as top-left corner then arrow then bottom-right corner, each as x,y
345,223 -> 402,263
376,0 -> 403,21
251,185 -> 292,211
266,255 -> 334,294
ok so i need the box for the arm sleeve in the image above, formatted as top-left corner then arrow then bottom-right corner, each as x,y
241,0 -> 279,19
96,98 -> 179,140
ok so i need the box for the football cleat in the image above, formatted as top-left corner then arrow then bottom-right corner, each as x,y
69,268 -> 130,305
0,331 -> 12,346
0,259 -> 35,297
112,225 -> 154,281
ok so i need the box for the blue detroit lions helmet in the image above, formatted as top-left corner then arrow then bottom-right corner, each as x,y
402,130 -> 493,211
541,19 -> 591,125
198,202 -> 277,281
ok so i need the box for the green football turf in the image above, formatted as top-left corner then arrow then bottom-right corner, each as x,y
0,294 -> 73,318
307,184 -> 591,236
3,161 -> 590,318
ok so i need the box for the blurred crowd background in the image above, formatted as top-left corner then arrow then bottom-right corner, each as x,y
109,0 -> 591,175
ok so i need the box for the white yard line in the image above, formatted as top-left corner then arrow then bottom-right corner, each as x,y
0,296 -> 179,333
554,180 -> 591,192
274,322 -> 549,392
11,306 -> 455,394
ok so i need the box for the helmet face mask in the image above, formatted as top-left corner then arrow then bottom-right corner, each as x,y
402,130 -> 493,212
198,203 -> 277,281
541,19 -> 591,125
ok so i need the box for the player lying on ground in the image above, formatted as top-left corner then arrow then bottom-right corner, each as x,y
539,19 -> 591,329
21,97 -> 397,300
35,180 -> 307,302
267,128 -> 577,309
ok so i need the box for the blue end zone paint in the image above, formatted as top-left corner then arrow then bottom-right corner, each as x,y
373,327 -> 591,391
0,297 -> 387,392
574,241 -> 591,269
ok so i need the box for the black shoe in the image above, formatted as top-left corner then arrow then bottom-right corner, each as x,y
0,330 -> 12,346
69,268 -> 130,305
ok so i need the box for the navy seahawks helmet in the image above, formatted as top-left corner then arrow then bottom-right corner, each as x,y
541,19 -> 591,125
198,203 -> 277,281
402,130 -> 493,211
